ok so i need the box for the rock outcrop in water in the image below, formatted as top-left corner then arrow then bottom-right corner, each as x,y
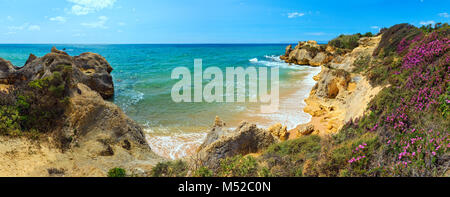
280,40 -> 334,66
0,47 -> 163,177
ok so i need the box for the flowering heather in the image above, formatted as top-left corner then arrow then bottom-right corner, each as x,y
402,32 -> 450,70
345,27 -> 450,176
397,34 -> 423,54
383,31 -> 449,175
348,143 -> 368,164
388,129 -> 449,172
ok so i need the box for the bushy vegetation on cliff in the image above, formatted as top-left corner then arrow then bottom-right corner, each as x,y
328,32 -> 374,51
0,65 -> 72,137
341,23 -> 449,176
298,23 -> 448,177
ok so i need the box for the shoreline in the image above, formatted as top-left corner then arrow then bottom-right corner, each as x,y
145,65 -> 322,160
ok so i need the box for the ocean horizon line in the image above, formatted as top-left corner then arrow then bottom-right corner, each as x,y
0,42 -> 329,45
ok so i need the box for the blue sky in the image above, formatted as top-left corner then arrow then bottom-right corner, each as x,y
0,0 -> 449,44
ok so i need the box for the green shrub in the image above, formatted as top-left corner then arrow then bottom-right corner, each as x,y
0,106 -> 22,136
352,55 -> 371,73
0,64 -> 73,141
328,34 -> 362,50
260,135 -> 322,177
20,69 -> 71,132
373,23 -> 422,57
362,32 -> 374,37
217,155 -> 259,177
151,160 -> 188,177
258,167 -> 273,177
264,135 -> 321,158
108,167 -> 126,177
317,132 -> 380,177
193,166 -> 213,177
420,23 -> 449,34
365,54 -> 403,86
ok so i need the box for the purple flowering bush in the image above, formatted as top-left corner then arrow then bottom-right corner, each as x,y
335,24 -> 449,177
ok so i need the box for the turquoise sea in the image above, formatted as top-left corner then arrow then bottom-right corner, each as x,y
0,44 -> 321,159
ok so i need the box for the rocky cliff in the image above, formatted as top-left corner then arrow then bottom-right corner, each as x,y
0,47 -> 163,177
195,117 -> 277,170
190,37 -> 386,170
280,40 -> 335,66
289,35 -> 385,137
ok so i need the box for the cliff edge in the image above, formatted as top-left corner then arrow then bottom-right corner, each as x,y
290,35 -> 385,137
0,47 -> 163,177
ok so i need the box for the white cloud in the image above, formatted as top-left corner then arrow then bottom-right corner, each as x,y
81,16 -> 108,28
287,12 -> 305,18
371,26 -> 380,29
50,16 -> 67,23
118,22 -> 126,26
420,20 -> 435,25
6,16 -> 13,21
68,0 -> 117,15
28,25 -> 41,31
8,23 -> 29,31
439,12 -> 449,18
8,23 -> 41,32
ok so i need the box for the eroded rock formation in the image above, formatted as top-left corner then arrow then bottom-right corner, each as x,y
0,47 -> 163,177
0,47 -> 114,99
196,121 -> 276,169
290,35 -> 385,136
280,40 -> 334,66
268,123 -> 288,141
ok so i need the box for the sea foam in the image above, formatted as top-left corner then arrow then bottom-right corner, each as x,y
145,131 -> 207,160
249,55 -> 305,70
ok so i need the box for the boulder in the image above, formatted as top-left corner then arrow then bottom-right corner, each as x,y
197,121 -> 276,169
268,123 -> 288,141
51,46 -> 69,55
284,45 -> 293,56
290,49 -> 312,65
310,52 -> 328,66
197,116 -> 231,151
0,58 -> 16,84
312,67 -> 351,99
63,83 -> 157,156
73,52 -> 114,99
24,54 -> 37,66
298,124 -> 315,136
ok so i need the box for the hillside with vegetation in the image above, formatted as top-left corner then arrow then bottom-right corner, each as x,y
152,23 -> 449,177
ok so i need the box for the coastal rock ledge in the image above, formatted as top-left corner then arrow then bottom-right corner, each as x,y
0,47 -> 163,177
0,47 -> 114,99
195,118 -> 277,170
280,40 -> 335,66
